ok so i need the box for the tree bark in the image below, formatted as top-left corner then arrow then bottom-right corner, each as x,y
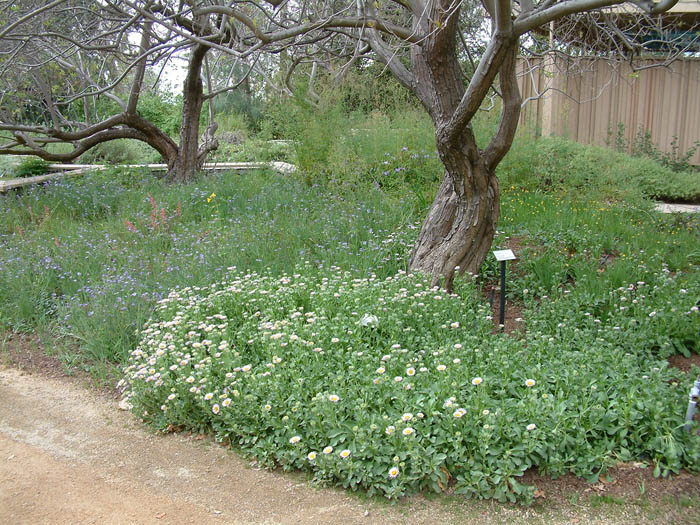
409,138 -> 500,291
405,2 -> 519,291
171,44 -> 209,182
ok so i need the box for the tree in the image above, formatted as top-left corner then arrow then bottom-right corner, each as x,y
0,0 -> 686,286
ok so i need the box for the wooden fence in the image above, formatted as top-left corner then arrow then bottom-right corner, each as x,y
517,56 -> 700,165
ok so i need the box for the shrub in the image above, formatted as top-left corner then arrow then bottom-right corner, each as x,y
608,123 -> 700,173
122,264 -> 700,503
12,157 -> 51,178
530,137 -> 700,202
80,139 -> 162,165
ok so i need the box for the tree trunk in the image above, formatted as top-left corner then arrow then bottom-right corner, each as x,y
409,140 -> 500,291
171,44 -> 209,182
402,5 -> 519,291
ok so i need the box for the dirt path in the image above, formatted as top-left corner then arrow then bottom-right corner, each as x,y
0,367 -> 393,524
1,365 -> 699,524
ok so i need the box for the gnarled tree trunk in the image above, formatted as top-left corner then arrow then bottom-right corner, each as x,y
399,3 -> 521,290
409,145 -> 500,290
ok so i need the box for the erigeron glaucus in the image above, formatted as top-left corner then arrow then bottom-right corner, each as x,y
402,427 -> 415,436
401,413 -> 413,422
388,467 -> 400,479
328,394 -> 340,402
525,379 -> 536,387
289,435 -> 301,444
323,446 -> 333,454
526,423 -> 536,431
437,364 -> 447,372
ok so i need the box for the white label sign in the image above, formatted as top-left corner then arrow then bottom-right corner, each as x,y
493,249 -> 516,261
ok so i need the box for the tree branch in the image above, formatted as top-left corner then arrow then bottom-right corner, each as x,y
484,43 -> 521,170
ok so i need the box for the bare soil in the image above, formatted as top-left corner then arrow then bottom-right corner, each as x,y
2,337 -> 700,524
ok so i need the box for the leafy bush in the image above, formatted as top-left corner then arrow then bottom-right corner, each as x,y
80,139 -> 162,165
530,137 -> 700,202
12,157 -> 51,178
122,264 -> 700,503
608,123 -> 700,173
137,91 -> 183,137
214,89 -> 263,131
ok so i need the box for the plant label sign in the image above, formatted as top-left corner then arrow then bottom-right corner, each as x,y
493,249 -> 516,262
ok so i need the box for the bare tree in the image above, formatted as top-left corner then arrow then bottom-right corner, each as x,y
0,0 -> 686,285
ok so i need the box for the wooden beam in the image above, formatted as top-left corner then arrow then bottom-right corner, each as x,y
0,162 -> 296,192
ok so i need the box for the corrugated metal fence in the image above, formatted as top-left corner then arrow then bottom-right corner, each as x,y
517,56 -> 700,165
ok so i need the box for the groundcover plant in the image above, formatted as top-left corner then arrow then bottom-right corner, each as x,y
122,262 -> 700,503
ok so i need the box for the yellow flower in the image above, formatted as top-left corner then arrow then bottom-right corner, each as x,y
207,192 -> 216,203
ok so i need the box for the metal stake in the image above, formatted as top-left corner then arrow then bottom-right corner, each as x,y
493,249 -> 516,333
499,260 -> 506,332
